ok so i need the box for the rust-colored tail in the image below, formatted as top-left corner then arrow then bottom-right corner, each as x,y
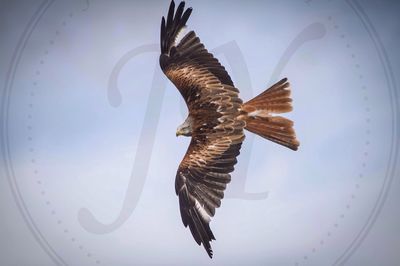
241,78 -> 300,151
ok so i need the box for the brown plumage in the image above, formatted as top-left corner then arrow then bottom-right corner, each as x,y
159,0 -> 299,258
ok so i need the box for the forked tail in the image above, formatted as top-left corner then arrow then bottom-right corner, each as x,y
241,78 -> 300,151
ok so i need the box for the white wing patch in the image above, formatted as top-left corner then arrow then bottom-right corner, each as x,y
174,26 -> 187,47
195,199 -> 211,222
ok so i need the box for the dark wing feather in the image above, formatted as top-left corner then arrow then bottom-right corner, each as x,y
175,132 -> 244,258
159,1 -> 245,258
160,1 -> 234,90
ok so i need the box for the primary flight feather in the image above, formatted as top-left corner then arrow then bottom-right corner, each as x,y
159,0 -> 299,258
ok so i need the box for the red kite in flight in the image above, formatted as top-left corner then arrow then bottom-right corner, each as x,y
159,0 -> 299,258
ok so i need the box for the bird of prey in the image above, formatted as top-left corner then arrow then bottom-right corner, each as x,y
159,0 -> 299,258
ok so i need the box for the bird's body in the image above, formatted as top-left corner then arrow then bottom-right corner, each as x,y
159,0 -> 299,258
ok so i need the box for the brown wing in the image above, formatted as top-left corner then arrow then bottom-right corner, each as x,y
159,1 -> 245,258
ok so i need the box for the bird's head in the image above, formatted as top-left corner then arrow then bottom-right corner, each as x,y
176,117 -> 193,137
176,124 -> 192,137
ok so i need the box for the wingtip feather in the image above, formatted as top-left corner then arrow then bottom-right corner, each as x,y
167,0 -> 175,27
161,0 -> 192,54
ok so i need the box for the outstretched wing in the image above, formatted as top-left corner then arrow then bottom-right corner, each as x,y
159,0 -> 236,99
176,134 -> 244,258
159,1 -> 245,258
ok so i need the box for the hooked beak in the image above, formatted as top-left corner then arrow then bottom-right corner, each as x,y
176,130 -> 181,137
